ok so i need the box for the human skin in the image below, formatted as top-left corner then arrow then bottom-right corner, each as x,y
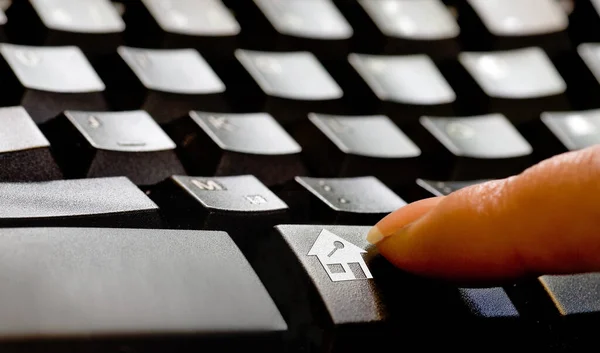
367,145 -> 600,283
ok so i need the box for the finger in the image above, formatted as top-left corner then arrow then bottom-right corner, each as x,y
368,145 -> 600,282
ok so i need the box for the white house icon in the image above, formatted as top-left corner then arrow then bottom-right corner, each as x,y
308,229 -> 373,282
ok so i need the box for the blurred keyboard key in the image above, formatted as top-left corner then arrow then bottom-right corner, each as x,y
253,225 -> 525,352
563,43 -> 600,109
0,227 -> 286,352
0,106 -> 62,181
337,0 -> 460,59
126,0 -> 240,57
418,114 -> 533,179
447,47 -> 569,124
99,47 -> 229,123
0,44 -> 108,123
542,110 -> 600,150
234,50 -> 345,124
151,175 -> 289,253
229,0 -> 352,58
416,178 -> 490,197
169,111 -> 306,186
9,0 -> 125,54
0,177 -> 162,228
295,176 -> 406,224
43,110 -> 185,185
295,113 -> 421,186
457,0 -> 571,55
347,53 -> 457,123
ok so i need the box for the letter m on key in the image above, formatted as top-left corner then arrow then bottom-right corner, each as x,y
191,179 -> 226,191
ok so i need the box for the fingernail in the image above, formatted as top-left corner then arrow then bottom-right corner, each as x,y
367,226 -> 385,244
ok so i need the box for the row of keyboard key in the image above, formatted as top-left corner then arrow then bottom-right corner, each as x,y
2,0 -> 598,60
0,225 -> 594,352
8,43 -> 600,125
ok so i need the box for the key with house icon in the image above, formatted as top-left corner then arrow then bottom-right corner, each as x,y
327,241 -> 344,257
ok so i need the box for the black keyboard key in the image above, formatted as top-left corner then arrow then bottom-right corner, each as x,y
151,175 -> 289,254
294,176 -> 406,225
336,0 -> 460,59
42,110 -> 185,186
0,177 -> 162,228
252,224 -> 525,352
0,44 -> 108,123
294,113 -> 421,186
416,178 -> 490,197
126,0 -> 240,57
446,47 -> 570,124
229,0 -> 353,59
418,114 -> 533,179
0,227 -> 286,352
0,106 -> 62,181
347,53 -> 457,122
168,111 -> 306,186
457,0 -> 571,55
539,274 -> 600,317
99,46 -> 229,123
8,0 -> 125,55
234,50 -> 345,124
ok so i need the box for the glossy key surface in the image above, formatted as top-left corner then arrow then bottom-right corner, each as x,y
0,177 -> 162,227
0,227 -> 286,351
0,44 -> 105,93
541,110 -> 600,151
30,0 -> 125,33
141,0 -> 240,37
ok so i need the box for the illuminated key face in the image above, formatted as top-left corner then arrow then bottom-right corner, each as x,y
348,54 -> 455,105
542,110 -> 600,150
358,0 -> 460,40
235,50 -> 343,100
420,114 -> 532,158
30,0 -> 125,33
64,110 -> 176,152
467,0 -> 568,36
253,0 -> 353,39
0,44 -> 105,93
141,0 -> 240,36
459,47 -> 566,99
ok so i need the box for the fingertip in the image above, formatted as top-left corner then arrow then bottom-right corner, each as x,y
367,196 -> 444,245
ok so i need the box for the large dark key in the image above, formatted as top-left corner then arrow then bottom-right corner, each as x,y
227,0 -> 353,59
0,44 -> 108,123
335,0 -> 460,60
345,53 -> 457,123
124,0 -> 240,58
251,225 -> 527,353
7,0 -> 125,55
98,46 -> 229,123
294,113 -> 421,187
0,227 -> 286,353
293,176 -> 406,225
0,106 -> 62,182
168,111 -> 306,187
417,114 -> 533,180
42,110 -> 185,186
456,0 -> 571,56
233,50 -> 346,124
150,175 -> 289,256
0,177 -> 162,228
444,47 -> 570,124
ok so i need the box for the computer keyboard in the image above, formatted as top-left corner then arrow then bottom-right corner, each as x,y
0,0 -> 598,352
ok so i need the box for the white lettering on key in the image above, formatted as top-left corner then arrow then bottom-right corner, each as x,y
192,179 -> 226,191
